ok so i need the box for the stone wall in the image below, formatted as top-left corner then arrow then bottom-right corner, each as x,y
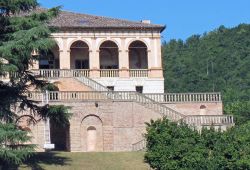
164,102 -> 223,116
16,99 -> 223,152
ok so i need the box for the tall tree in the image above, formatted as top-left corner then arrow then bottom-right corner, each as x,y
0,1 -> 70,168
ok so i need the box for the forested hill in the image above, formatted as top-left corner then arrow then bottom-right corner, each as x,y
163,24 -> 250,102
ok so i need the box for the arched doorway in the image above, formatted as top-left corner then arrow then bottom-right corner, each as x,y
39,45 -> 60,69
70,41 -> 89,69
99,41 -> 119,69
87,126 -> 97,152
129,41 -> 148,69
81,115 -> 103,152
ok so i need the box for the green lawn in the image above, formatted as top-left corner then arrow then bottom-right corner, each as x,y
19,152 -> 150,170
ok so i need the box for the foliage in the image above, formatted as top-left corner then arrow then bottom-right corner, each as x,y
42,83 -> 59,91
0,123 -> 35,169
162,24 -> 250,124
0,1 -> 71,167
41,105 -> 72,127
145,118 -> 250,170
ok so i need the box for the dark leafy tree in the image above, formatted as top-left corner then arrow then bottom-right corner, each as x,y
145,118 -> 250,170
0,1 -> 70,168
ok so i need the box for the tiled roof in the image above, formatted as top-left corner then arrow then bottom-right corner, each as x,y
26,8 -> 166,32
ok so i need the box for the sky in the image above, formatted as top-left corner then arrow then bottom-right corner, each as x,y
38,0 -> 250,42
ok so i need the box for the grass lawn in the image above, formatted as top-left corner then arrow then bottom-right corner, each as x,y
19,152 -> 150,170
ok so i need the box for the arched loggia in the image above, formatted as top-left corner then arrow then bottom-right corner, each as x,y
129,41 -> 148,69
99,41 -> 119,69
70,41 -> 89,69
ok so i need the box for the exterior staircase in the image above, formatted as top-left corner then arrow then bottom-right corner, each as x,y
27,70 -> 234,151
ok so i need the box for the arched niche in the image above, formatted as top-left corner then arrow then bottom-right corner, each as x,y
129,41 -> 148,69
200,105 -> 207,115
81,115 -> 103,152
70,41 -> 89,69
99,41 -> 119,69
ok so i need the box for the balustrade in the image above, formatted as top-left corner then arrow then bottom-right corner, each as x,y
181,115 -> 234,126
145,93 -> 221,103
100,69 -> 119,77
129,69 -> 148,77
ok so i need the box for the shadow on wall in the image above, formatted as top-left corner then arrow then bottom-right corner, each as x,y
20,152 -> 71,170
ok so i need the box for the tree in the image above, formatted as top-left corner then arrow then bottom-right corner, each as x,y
0,1 -> 70,168
145,118 -> 250,170
162,24 -> 250,124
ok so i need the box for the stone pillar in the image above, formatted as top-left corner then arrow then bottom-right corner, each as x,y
148,37 -> 163,78
119,38 -> 129,78
59,38 -> 70,69
89,38 -> 100,78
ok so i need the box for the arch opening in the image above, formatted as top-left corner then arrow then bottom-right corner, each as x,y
129,41 -> 148,69
70,41 -> 89,69
99,41 -> 119,69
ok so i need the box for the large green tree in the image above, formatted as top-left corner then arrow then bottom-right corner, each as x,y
145,118 -> 250,170
0,1 -> 70,168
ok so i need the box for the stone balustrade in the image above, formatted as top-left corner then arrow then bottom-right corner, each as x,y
28,91 -> 185,122
129,69 -> 148,77
181,115 -> 234,126
145,92 -> 221,103
0,69 -> 152,79
99,69 -> 119,77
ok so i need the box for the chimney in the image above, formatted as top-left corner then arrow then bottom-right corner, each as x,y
141,20 -> 151,24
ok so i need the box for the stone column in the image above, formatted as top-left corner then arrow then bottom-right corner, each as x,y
148,37 -> 163,78
59,38 -> 70,69
89,38 -> 100,78
119,38 -> 129,78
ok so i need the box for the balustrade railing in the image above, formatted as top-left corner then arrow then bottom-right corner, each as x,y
145,93 -> 221,103
1,69 -> 152,80
28,91 -> 185,122
181,115 -> 234,126
32,69 -> 90,78
129,69 -> 148,77
100,69 -> 119,77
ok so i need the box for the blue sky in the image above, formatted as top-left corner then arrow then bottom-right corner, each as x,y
38,0 -> 250,42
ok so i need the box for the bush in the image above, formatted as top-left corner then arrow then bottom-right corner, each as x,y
144,118 -> 250,170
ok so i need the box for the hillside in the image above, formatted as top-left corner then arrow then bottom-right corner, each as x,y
163,24 -> 250,123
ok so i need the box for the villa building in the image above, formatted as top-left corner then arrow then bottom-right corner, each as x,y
3,9 -> 234,152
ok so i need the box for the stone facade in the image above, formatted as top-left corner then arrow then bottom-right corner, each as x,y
16,98 -> 223,152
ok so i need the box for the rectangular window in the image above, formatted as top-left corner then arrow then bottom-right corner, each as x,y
107,86 -> 114,91
136,86 -> 143,93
